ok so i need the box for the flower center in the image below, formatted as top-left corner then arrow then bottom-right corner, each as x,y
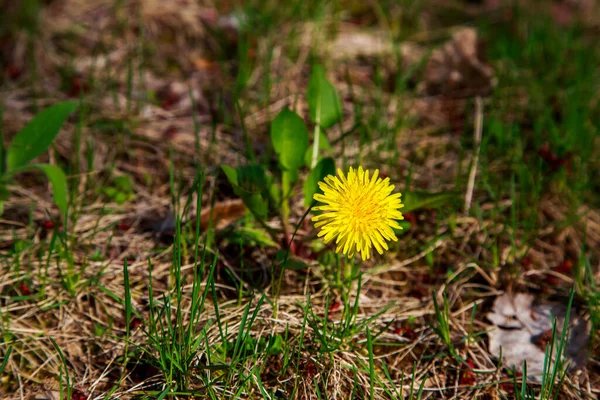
343,190 -> 382,234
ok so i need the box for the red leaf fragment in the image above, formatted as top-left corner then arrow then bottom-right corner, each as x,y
553,260 -> 572,275
130,318 -> 143,330
68,76 -> 89,97
459,368 -> 475,386
403,212 -> 417,224
42,220 -> 55,229
303,360 -> 317,378
19,281 -> 31,296
521,256 -> 533,268
329,301 -> 341,313
163,125 -> 179,140
5,64 -> 23,80
533,329 -> 554,349
499,373 -> 521,392
71,389 -> 87,400
538,142 -> 572,172
544,274 -> 560,286
159,88 -> 181,110
117,221 -> 131,231
393,325 -> 415,339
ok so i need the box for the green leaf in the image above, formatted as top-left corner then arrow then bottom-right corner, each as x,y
221,165 -> 270,219
402,191 -> 457,213
237,165 -> 268,193
0,185 -> 9,201
269,183 -> 281,207
307,65 -> 342,129
223,165 -> 268,193
221,165 -> 239,186
94,323 -> 107,337
29,164 -> 69,217
276,249 -> 308,271
304,131 -> 331,166
114,175 -> 134,192
227,227 -> 278,248
6,101 -> 78,171
270,108 -> 309,171
266,334 -> 284,356
283,168 -> 299,186
243,193 -> 268,219
100,174 -> 135,204
0,184 -> 7,215
303,157 -> 336,207
392,220 -> 412,236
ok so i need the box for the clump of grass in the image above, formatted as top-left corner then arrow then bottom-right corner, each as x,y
0,1 -> 598,399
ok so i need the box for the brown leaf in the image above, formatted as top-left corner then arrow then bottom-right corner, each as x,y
192,57 -> 220,72
551,0 -> 596,26
32,392 -> 60,400
487,293 -> 590,381
199,198 -> 246,231
421,28 -> 495,98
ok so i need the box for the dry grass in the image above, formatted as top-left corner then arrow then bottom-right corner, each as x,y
1,0 -> 599,399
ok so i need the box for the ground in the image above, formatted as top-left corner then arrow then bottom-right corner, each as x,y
0,0 -> 599,399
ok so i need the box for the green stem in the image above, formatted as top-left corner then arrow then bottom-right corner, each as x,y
282,170 -> 291,226
310,99 -> 321,169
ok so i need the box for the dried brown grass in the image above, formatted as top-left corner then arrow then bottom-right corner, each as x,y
1,1 -> 599,399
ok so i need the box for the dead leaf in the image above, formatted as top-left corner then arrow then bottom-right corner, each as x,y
420,27 -> 495,97
411,97 -> 468,131
136,199 -> 245,244
198,198 -> 246,230
331,29 -> 392,58
192,57 -> 220,71
32,392 -> 60,400
330,28 -> 425,71
487,293 -> 590,381
551,0 -> 597,26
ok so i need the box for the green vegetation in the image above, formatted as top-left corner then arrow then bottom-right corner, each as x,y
0,0 -> 598,399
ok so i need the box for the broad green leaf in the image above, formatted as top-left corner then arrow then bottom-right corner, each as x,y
269,183 -> 281,207
402,191 -> 457,213
227,227 -> 277,248
303,157 -> 336,207
276,249 -> 308,271
0,184 -> 9,201
270,108 -> 309,170
303,131 -> 331,166
6,102 -> 78,170
221,165 -> 239,186
221,165 -> 269,219
236,165 -> 268,193
283,168 -> 299,187
30,164 -> 69,217
307,65 -> 342,129
223,165 -> 268,193
242,193 -> 268,219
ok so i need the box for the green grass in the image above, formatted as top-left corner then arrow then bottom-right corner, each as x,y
0,0 -> 598,399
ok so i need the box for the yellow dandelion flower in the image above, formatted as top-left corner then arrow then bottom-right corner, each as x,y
312,166 -> 404,261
